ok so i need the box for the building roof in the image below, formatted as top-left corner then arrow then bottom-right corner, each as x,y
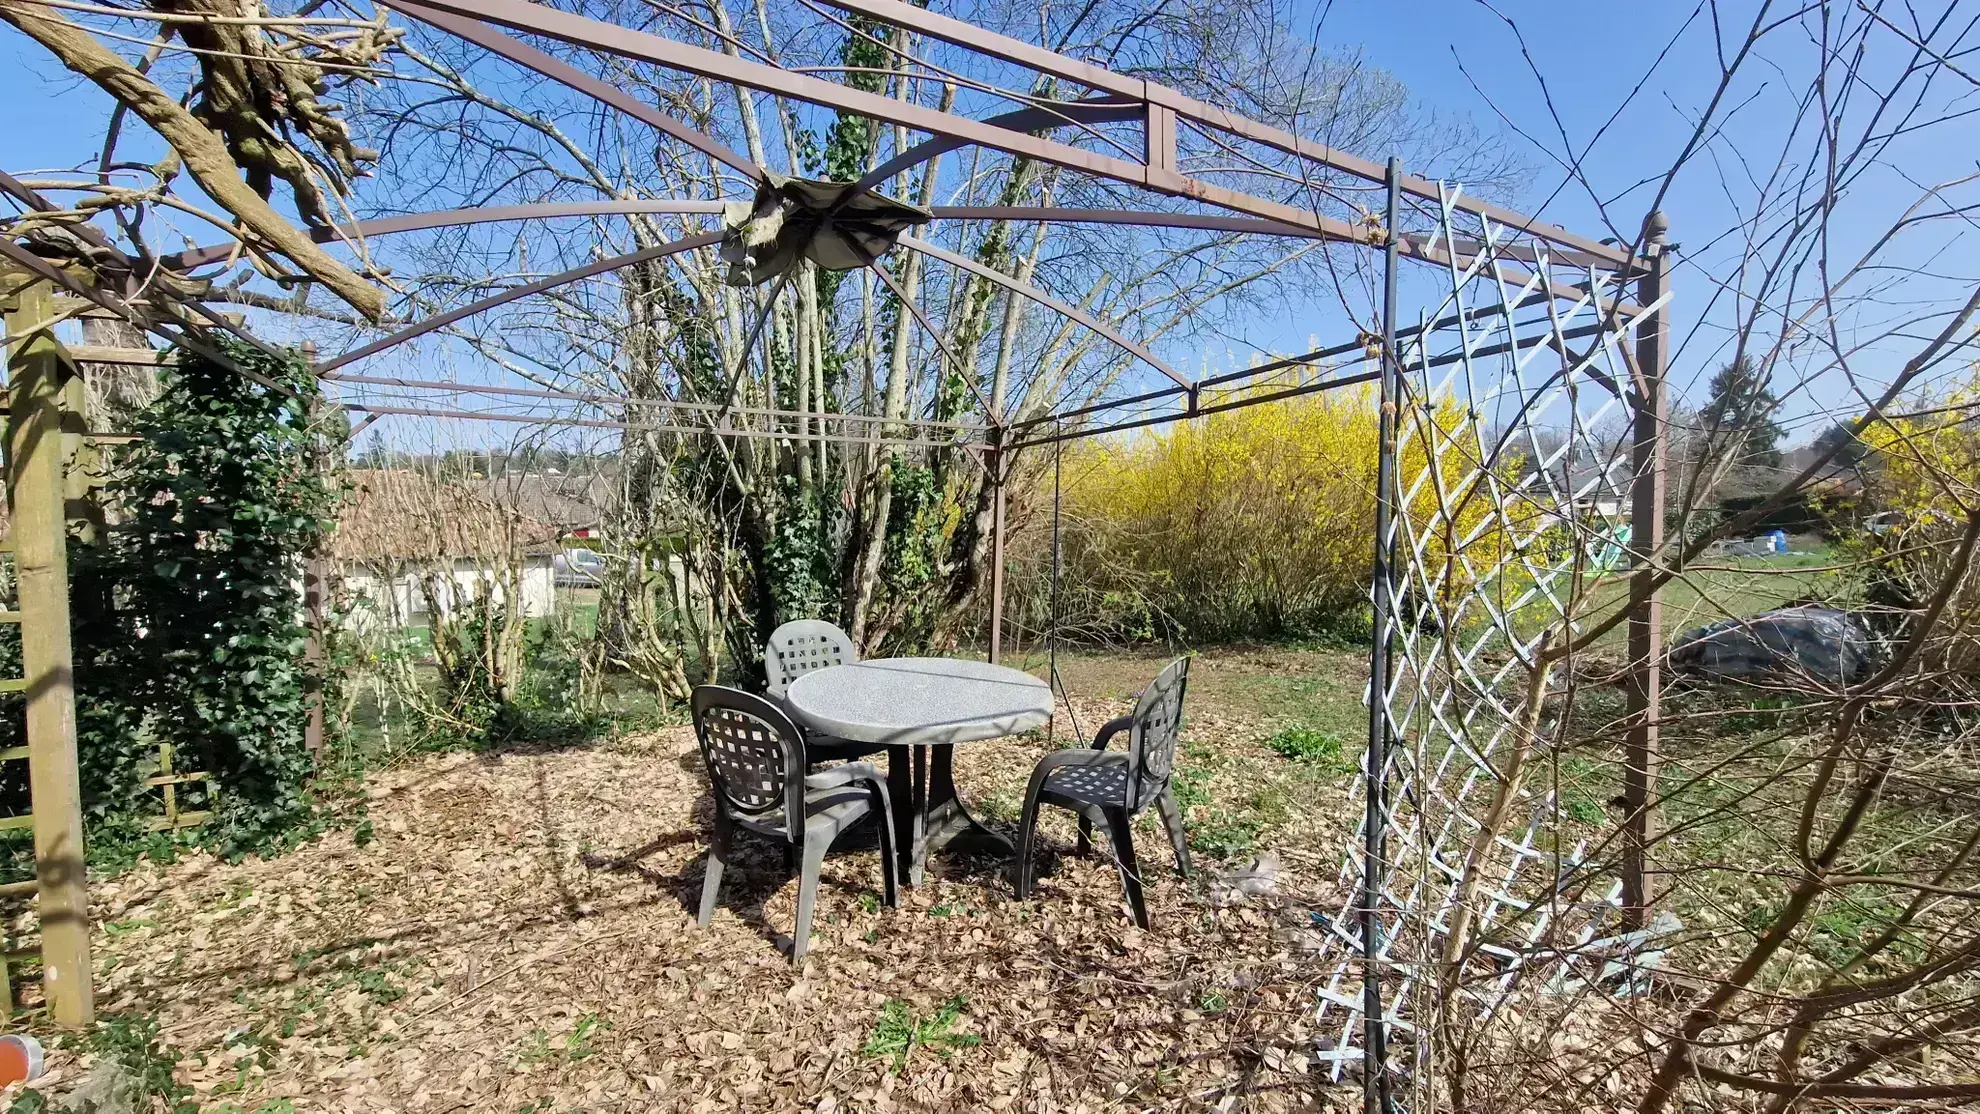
327,469 -> 570,562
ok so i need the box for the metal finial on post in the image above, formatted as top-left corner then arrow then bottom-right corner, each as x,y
1644,209 -> 1670,245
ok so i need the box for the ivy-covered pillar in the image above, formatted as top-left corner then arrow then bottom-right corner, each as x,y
3,278 -> 95,1027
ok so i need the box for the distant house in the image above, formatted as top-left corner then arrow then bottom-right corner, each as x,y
327,469 -> 568,626
506,470 -> 611,542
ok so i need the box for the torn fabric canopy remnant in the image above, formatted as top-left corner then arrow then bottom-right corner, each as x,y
720,171 -> 930,286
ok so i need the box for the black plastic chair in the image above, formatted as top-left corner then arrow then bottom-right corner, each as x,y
1013,657 -> 1192,928
691,685 -> 898,962
763,619 -> 885,763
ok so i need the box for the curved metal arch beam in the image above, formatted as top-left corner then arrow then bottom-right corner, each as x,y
895,233 -> 1189,392
173,195 -> 1619,288
867,258 -> 993,419
935,205 -> 1313,239
172,200 -> 1603,286
169,200 -> 729,270
315,231 -> 722,374
934,207 -> 1627,275
386,0 -> 1635,270
397,1 -> 761,184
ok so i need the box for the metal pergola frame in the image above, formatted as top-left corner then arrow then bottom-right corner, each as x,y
1,5 -> 1668,1108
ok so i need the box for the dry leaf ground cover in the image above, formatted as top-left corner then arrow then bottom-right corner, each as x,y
13,646 -> 1372,1113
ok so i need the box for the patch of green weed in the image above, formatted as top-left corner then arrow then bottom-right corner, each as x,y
862,995 -> 981,1072
22,1014 -> 200,1114
1171,766 -> 1212,812
102,916 -> 158,941
1722,694 -> 1803,734
1262,726 -> 1353,773
354,968 -> 404,1005
565,1013 -> 610,1062
518,1028 -> 554,1066
1190,814 -> 1262,860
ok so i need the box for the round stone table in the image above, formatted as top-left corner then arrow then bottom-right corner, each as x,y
785,658 -> 1050,884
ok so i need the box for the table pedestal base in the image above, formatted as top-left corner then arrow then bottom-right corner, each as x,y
886,743 -> 1014,885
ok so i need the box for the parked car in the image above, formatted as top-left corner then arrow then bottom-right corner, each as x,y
553,547 -> 607,587
1861,511 -> 1904,535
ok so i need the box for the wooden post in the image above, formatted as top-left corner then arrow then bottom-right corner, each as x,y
1621,213 -> 1670,932
4,281 -> 95,1026
986,433 -> 1007,665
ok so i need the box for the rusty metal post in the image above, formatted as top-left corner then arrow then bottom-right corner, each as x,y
4,281 -> 95,1026
986,428 -> 1007,665
1360,156 -> 1402,1114
1621,212 -> 1670,932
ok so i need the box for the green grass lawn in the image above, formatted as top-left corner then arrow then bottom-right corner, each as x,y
1646,548 -> 1845,636
1497,544 -> 1848,650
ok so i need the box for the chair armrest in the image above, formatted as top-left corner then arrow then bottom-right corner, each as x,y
804,761 -> 885,791
1090,715 -> 1132,751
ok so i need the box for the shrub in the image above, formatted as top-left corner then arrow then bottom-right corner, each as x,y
1029,384 -> 1516,643
1851,374 -> 1978,684
0,340 -> 338,860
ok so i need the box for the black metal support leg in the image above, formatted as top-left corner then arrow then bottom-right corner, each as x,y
885,744 -> 919,886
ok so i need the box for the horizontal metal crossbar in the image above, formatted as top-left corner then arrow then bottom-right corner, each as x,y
327,374 -> 986,432
342,404 -> 985,450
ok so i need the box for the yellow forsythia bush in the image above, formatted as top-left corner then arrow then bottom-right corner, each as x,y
1853,370 -> 1979,679
1048,385 -> 1515,642
1859,374 -> 1980,522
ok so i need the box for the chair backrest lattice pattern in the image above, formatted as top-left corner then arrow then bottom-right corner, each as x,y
692,687 -> 803,832
1127,657 -> 1189,812
1309,184 -> 1669,1105
764,619 -> 857,698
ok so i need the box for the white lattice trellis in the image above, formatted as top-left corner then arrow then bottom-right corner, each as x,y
1311,185 -> 1671,1104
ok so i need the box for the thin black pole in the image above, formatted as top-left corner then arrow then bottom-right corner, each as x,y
1362,156 -> 1402,1114
1049,429 -> 1062,744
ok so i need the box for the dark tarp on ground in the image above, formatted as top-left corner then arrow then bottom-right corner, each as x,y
1670,605 -> 1878,685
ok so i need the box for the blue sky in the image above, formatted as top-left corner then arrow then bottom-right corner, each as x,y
1301,1 -> 1980,438
5,1 -> 1975,447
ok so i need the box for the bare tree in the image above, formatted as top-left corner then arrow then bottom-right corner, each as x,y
1348,3 -> 1980,1111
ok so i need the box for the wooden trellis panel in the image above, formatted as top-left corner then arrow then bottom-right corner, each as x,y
0,280 -> 213,1020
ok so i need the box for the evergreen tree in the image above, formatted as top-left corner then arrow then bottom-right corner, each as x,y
1813,420 -> 1870,467
1699,355 -> 1785,467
